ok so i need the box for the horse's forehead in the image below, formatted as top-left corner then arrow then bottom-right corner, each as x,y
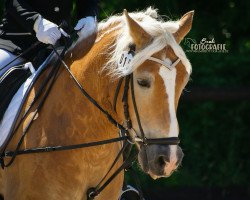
136,50 -> 166,74
162,46 -> 190,80
136,49 -> 189,84
136,62 -> 161,74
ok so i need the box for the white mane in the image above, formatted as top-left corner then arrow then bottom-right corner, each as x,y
97,7 -> 192,77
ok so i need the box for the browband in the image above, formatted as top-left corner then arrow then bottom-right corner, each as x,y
147,57 -> 181,70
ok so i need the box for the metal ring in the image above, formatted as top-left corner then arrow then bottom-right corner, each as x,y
87,187 -> 97,199
88,191 -> 95,198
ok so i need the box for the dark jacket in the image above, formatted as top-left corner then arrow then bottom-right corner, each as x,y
0,0 -> 98,57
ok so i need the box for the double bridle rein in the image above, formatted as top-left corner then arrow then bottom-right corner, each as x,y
0,41 -> 180,199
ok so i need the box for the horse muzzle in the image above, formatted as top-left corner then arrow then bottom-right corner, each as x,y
138,144 -> 184,179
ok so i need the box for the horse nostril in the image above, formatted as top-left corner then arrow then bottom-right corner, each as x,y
157,155 -> 169,167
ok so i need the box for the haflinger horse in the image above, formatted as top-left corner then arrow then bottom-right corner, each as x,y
0,7 -> 193,200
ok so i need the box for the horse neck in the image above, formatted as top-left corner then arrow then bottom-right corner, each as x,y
9,29 -> 124,150
52,30 -> 124,140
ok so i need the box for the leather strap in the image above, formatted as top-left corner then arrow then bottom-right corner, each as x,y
148,57 -> 181,70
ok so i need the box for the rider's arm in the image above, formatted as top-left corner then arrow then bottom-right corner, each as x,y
6,0 -> 61,45
6,0 -> 40,32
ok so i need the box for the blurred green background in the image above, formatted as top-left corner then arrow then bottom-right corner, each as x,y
1,0 -> 249,199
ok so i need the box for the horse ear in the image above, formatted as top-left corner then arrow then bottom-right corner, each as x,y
124,9 -> 152,49
173,11 -> 194,44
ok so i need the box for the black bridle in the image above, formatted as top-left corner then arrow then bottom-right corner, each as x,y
113,46 -> 180,146
0,38 -> 180,199
112,53 -> 180,177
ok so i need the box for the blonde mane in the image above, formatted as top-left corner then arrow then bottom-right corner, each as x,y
97,7 -> 192,77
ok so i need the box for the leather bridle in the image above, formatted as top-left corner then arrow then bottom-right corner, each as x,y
113,74 -> 180,146
113,46 -> 181,147
111,46 -> 181,179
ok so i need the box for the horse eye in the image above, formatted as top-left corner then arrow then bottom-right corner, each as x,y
137,79 -> 151,88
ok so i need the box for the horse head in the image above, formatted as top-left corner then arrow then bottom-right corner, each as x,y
102,8 -> 194,179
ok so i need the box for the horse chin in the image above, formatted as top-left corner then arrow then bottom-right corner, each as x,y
148,170 -> 174,180
148,172 -> 159,180
138,155 -> 167,179
138,154 -> 176,180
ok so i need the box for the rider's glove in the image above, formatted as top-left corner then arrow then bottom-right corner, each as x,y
33,15 -> 61,45
74,16 -> 97,39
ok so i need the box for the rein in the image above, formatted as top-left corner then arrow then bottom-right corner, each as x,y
0,35 -> 181,199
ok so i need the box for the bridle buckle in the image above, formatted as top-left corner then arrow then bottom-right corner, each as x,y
126,128 -> 138,144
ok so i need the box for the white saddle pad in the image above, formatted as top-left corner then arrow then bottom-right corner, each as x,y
0,71 -> 37,150
0,47 -> 62,151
